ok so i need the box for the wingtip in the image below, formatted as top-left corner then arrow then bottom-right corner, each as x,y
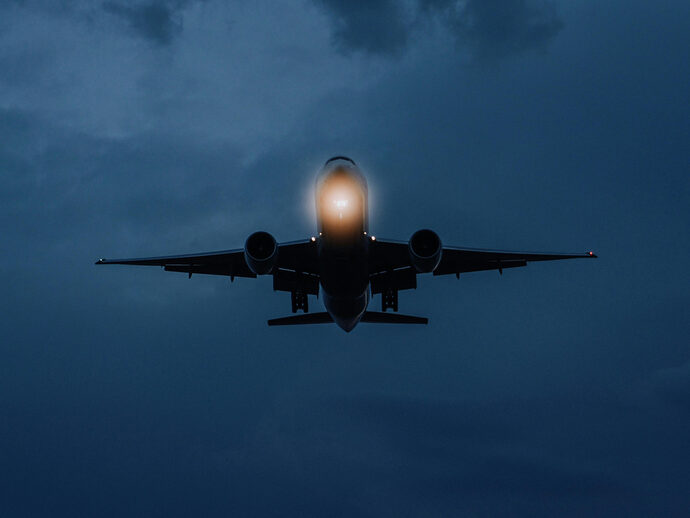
95,258 -> 106,265
588,251 -> 598,258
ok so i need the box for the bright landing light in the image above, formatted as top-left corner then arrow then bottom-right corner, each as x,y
317,175 -> 363,229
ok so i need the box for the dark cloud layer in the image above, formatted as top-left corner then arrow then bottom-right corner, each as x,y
315,0 -> 564,60
424,0 -> 564,60
103,1 -> 186,45
1,1 -> 689,516
313,0 -> 411,55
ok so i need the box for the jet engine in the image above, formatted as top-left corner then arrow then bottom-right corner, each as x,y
244,231 -> 278,275
409,229 -> 442,273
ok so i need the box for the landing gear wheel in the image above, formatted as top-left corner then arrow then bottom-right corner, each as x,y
382,288 -> 398,312
291,291 -> 308,313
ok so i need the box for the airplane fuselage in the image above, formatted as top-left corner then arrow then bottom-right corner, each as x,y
315,157 -> 372,331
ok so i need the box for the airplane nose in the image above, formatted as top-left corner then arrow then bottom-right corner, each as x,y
324,156 -> 356,167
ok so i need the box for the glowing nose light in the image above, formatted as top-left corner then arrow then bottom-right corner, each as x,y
335,199 -> 349,208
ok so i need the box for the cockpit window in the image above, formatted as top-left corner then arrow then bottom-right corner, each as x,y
324,156 -> 356,166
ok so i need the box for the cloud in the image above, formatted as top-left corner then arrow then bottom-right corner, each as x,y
1,1 -> 689,516
102,1 -> 186,45
0,1 -> 192,47
0,108 -> 254,252
312,0 -> 411,56
314,0 -> 564,60
422,0 -> 564,61
236,394 -> 626,516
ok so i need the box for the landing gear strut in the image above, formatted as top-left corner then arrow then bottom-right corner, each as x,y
381,288 -> 398,312
291,291 -> 308,313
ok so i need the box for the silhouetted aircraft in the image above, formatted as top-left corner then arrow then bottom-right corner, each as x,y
96,156 -> 596,331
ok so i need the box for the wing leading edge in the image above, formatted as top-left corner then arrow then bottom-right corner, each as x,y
95,239 -> 319,279
95,248 -> 257,278
370,239 -> 596,278
434,246 -> 596,276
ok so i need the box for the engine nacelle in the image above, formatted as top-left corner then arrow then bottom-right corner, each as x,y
409,229 -> 442,273
244,231 -> 278,275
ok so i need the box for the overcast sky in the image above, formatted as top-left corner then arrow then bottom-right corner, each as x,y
1,1 -> 688,516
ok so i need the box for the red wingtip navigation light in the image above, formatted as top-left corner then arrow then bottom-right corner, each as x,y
589,251 -> 594,256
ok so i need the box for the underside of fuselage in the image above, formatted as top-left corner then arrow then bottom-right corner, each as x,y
316,157 -> 371,331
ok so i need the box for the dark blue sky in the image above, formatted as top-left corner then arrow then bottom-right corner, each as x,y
1,1 -> 688,516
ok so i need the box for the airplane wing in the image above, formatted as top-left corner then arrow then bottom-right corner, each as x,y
433,246 -> 596,276
370,239 -> 596,278
95,239 -> 319,278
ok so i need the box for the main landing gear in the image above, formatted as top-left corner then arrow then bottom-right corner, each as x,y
381,288 -> 398,312
291,291 -> 308,313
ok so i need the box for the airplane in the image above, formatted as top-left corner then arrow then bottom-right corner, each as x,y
96,156 -> 597,332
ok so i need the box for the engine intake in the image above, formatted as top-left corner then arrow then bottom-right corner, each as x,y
409,229 -> 442,273
244,231 -> 278,275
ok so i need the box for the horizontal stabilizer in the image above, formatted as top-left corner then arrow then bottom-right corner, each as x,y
267,312 -> 333,326
361,312 -> 428,324
267,311 -> 428,326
